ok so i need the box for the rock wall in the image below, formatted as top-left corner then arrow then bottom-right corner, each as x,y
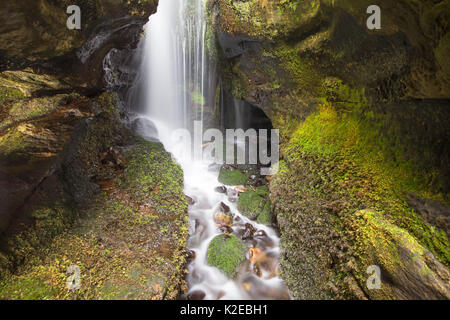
207,0 -> 450,299
0,0 -> 190,299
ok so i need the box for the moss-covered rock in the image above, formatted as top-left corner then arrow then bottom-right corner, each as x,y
237,188 -> 272,225
218,166 -> 248,185
207,234 -> 247,278
0,137 -> 189,300
348,209 -> 450,299
256,201 -> 272,225
0,93 -> 81,131
209,0 -> 450,300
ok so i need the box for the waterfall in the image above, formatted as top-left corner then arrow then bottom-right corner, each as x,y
128,0 -> 289,300
137,0 -> 210,134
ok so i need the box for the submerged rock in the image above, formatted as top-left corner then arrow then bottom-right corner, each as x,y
227,188 -> 239,203
207,234 -> 247,278
242,223 -> 257,240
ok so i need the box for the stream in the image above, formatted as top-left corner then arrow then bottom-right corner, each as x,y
127,0 -> 290,300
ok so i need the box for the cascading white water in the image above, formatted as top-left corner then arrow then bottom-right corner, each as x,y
131,0 -> 290,300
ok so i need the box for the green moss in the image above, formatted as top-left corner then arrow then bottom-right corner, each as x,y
256,201 -> 272,225
349,209 -> 447,300
0,86 -> 25,103
119,138 -> 187,216
268,43 -> 323,97
1,94 -> 79,130
191,90 -> 206,106
218,167 -> 248,186
286,103 -> 450,265
255,185 -> 269,196
0,276 -> 58,300
207,234 -> 247,277
213,0 -> 322,40
238,190 -> 266,218
0,125 -> 31,161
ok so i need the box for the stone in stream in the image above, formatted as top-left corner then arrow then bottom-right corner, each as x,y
254,230 -> 267,238
194,219 -> 205,236
186,195 -> 195,206
218,165 -> 248,186
207,234 -> 247,278
214,185 -> 227,194
253,230 -> 275,248
249,248 -> 280,279
186,250 -> 196,261
241,223 -> 257,240
237,187 -> 273,225
239,274 -> 290,300
219,226 -> 234,234
214,212 -> 234,227
219,201 -> 230,213
235,186 -> 248,193
187,290 -> 206,300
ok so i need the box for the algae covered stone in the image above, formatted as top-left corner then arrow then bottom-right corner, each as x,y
207,234 -> 247,277
218,166 -> 248,186
238,189 -> 272,224
256,201 -> 272,225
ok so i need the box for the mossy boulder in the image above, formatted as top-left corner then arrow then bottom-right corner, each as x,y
207,234 -> 247,277
237,187 -> 272,224
256,202 -> 272,225
218,166 -> 248,186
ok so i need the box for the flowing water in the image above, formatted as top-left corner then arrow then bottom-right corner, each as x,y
128,0 -> 290,300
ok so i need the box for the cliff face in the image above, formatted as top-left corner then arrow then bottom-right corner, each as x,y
0,0 -> 158,239
0,1 -> 189,299
208,0 -> 450,299
0,0 -> 157,89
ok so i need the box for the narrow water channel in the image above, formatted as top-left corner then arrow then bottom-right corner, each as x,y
129,0 -> 290,300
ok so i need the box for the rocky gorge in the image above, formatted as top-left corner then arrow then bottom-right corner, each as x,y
0,0 -> 449,300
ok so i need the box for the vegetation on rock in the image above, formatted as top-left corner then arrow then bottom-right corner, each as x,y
218,166 -> 249,185
209,0 -> 450,300
207,234 -> 247,278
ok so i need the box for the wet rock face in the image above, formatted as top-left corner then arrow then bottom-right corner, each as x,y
209,0 -> 450,300
0,0 -> 159,240
131,117 -> 159,142
406,193 -> 450,239
211,0 -> 450,101
0,0 -> 158,88
0,0 -> 191,300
